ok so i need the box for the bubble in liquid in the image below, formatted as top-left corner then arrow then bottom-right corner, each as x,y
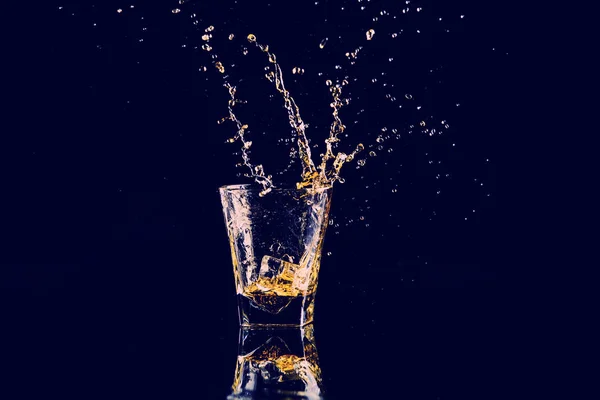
357,159 -> 366,166
206,26 -> 215,32
366,29 -> 375,40
292,67 -> 305,75
117,9 -> 123,13
376,136 -> 384,143
242,48 -> 248,55
202,34 -> 211,41
199,66 -> 207,72
172,8 -> 181,14
325,80 -> 333,86
405,94 -> 413,99
202,44 -> 212,51
369,151 -> 376,157
228,34 -> 235,40
247,34 -> 256,42
319,38 -> 328,49
391,33 -> 398,38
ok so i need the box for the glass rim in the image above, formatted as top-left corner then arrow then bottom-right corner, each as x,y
218,183 -> 333,193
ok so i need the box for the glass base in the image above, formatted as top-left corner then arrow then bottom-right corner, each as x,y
237,292 -> 316,327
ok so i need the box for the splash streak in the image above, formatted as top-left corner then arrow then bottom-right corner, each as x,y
247,34 -> 363,189
204,29 -> 274,196
247,34 -> 319,187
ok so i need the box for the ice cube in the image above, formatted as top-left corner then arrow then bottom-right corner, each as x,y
260,255 -> 300,283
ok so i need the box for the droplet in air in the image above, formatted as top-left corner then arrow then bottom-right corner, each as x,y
366,29 -> 375,40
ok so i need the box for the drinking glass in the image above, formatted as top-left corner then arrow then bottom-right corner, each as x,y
219,184 -> 332,327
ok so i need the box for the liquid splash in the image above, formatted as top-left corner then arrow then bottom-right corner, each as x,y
245,34 -> 364,190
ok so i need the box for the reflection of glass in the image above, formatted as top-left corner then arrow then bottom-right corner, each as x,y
219,184 -> 332,327
228,325 -> 324,399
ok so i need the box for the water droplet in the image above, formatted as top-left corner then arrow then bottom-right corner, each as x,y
369,151 -> 376,157
357,159 -> 366,166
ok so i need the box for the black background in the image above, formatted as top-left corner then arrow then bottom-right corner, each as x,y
2,0 -> 516,398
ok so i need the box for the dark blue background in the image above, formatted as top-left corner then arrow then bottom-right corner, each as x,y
2,1 -> 515,398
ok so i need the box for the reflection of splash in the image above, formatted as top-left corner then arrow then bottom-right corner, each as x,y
229,325 -> 323,399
